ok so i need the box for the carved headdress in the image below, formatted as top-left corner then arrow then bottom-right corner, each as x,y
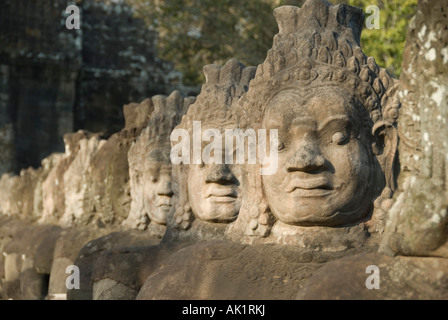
176,59 -> 256,131
144,91 -> 195,163
239,1 -> 400,132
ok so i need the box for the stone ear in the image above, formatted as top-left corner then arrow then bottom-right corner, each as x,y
372,120 -> 398,191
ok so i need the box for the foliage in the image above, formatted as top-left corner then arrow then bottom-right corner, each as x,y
343,0 -> 418,78
126,0 -> 417,85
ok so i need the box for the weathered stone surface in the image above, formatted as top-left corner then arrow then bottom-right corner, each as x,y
59,134 -> 105,227
166,58 -> 256,242
1,220 -> 61,300
0,167 -> 42,221
0,173 -> 21,217
137,241 -> 370,300
123,99 -> 154,131
380,0 -> 448,258
38,154 -> 72,225
0,89 -> 195,299
39,131 -> 97,225
90,134 -> 131,225
3,253 -> 21,300
32,153 -> 65,222
33,227 -> 63,276
0,216 -> 28,299
296,253 -> 448,299
81,128 -> 139,227
135,0 -> 417,301
100,0 -> 404,300
0,217 -> 8,298
92,241 -> 192,300
47,226 -> 111,300
67,230 -> 161,300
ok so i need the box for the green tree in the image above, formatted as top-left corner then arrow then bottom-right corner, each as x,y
343,0 -> 418,77
127,0 -> 417,85
127,0 -> 284,85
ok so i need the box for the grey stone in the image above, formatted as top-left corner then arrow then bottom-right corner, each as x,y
380,0 -> 448,258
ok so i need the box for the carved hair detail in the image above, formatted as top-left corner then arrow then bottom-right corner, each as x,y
176,59 -> 256,132
146,91 -> 196,155
239,3 -> 400,131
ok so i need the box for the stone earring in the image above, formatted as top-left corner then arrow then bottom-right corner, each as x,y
245,197 -> 274,237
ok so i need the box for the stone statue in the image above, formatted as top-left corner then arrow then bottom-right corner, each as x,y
38,131 -> 95,225
295,1 -> 448,296
59,133 -> 106,227
165,58 -> 256,241
136,0 -> 405,300
67,92 -> 194,300
90,59 -> 255,300
45,101 -> 159,300
123,91 -> 195,236
230,0 -> 400,251
81,98 -> 155,228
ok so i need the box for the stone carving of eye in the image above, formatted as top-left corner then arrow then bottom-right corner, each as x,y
278,142 -> 286,151
150,175 -> 158,183
331,132 -> 348,145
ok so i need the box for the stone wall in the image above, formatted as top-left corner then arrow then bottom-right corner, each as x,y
0,0 -> 194,175
75,0 -> 193,136
0,0 -> 80,174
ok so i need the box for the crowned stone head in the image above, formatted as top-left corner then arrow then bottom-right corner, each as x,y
234,0 -> 400,249
123,91 -> 195,233
166,59 -> 256,241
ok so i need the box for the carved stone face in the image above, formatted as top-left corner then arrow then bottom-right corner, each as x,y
143,162 -> 173,225
187,159 -> 243,223
261,88 -> 374,227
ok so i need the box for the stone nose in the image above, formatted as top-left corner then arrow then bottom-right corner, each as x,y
157,180 -> 173,197
205,164 -> 234,184
286,143 -> 326,173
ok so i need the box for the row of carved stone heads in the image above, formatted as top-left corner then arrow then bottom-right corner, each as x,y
0,0 -> 447,300
0,0 -> 400,247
